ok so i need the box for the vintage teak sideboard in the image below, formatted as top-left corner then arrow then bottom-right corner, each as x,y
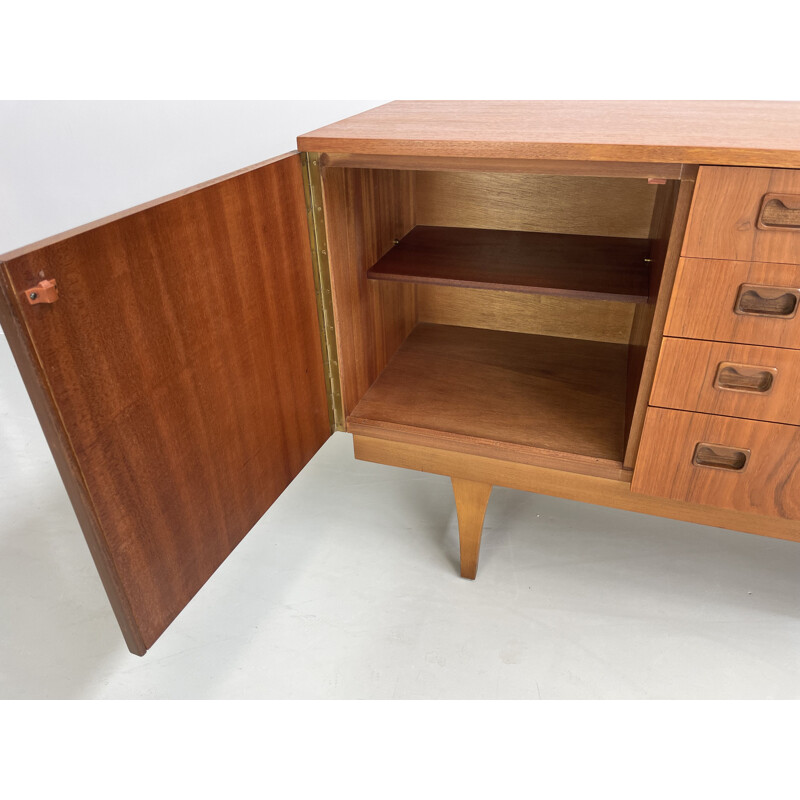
2,101 -> 800,655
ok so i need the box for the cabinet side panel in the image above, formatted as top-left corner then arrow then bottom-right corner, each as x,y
624,181 -> 678,450
623,173 -> 696,467
322,168 -> 416,416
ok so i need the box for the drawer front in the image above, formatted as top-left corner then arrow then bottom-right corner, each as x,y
631,408 -> 800,518
651,338 -> 800,425
683,166 -> 800,264
666,258 -> 800,348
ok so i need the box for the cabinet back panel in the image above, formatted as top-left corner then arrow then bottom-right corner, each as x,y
417,284 -> 634,344
322,167 -> 416,417
415,172 -> 657,239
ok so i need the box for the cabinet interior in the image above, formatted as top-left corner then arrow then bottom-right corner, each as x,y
322,165 -> 682,479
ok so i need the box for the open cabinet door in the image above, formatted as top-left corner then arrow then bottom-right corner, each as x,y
0,153 -> 331,655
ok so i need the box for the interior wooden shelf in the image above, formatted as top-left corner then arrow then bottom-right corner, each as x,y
367,226 -> 652,302
347,324 -> 629,479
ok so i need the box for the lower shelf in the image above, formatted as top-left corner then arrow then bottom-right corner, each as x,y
347,324 -> 629,479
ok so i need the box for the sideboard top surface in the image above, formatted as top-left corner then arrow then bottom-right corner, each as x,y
297,101 -> 800,168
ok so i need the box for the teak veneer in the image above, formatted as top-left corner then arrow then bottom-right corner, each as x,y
367,226 -> 651,301
348,323 -> 629,476
651,338 -> 800,426
3,101 -> 800,654
299,101 -> 800,167
0,154 -> 330,654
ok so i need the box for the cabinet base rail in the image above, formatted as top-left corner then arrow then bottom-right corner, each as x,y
353,435 -> 800,561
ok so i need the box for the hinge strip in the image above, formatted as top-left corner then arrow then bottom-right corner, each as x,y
301,151 -> 345,432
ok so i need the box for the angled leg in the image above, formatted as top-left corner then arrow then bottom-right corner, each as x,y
451,478 -> 493,580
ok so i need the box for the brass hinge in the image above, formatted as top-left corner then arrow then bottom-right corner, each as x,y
301,152 -> 345,432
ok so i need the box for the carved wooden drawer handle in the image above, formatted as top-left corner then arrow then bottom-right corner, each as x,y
692,443 -> 750,472
713,362 -> 777,394
734,284 -> 800,318
758,193 -> 800,230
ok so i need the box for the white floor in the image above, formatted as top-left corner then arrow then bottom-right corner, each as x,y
2,335 -> 800,699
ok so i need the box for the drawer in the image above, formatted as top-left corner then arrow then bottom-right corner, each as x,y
651,338 -> 800,425
683,166 -> 800,264
666,257 -> 800,348
631,408 -> 800,519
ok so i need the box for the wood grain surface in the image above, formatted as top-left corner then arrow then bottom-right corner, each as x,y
321,152 -> 685,180
759,194 -> 800,229
414,171 -> 657,239
451,478 -> 492,580
651,337 -> 800,425
682,166 -> 800,263
353,435 -> 800,543
416,284 -> 635,344
298,101 -> 800,167
632,408 -> 800,518
666,258 -> 800,349
624,181 -> 678,449
347,323 -> 629,476
0,153 -> 330,654
322,167 -> 416,418
623,174 -> 696,467
367,226 -> 651,302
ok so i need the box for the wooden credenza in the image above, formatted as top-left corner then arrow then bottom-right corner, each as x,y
2,101 -> 800,655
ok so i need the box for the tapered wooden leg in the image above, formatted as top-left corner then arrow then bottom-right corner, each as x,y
451,478 -> 493,580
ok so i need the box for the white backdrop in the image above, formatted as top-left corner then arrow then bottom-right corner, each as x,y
1,70 -> 798,799
0,100 -> 385,254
